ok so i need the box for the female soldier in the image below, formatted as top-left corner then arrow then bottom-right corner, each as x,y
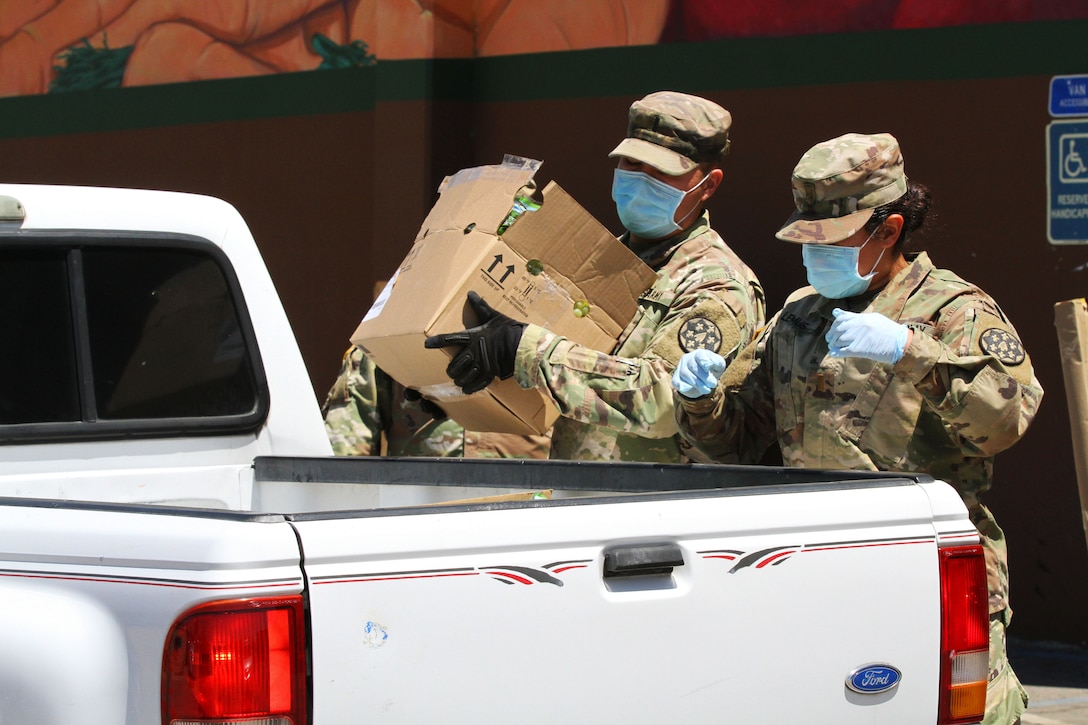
672,132 -> 1042,725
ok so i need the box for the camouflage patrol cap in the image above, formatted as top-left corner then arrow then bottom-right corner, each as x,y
776,132 -> 908,244
608,91 -> 732,176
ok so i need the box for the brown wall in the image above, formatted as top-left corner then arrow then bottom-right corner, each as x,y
0,101 -> 475,395
1,72 -> 1085,644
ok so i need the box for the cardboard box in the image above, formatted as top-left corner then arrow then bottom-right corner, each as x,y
351,156 -> 656,435
1054,298 -> 1088,554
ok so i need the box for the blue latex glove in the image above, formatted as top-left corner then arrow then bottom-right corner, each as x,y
826,308 -> 909,364
672,349 -> 726,398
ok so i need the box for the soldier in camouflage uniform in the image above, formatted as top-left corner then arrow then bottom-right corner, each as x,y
425,91 -> 765,462
672,133 -> 1041,725
322,345 -> 550,458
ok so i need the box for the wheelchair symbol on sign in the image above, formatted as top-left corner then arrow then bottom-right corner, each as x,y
1061,133 -> 1088,182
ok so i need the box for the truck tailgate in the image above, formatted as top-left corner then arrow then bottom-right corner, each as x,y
0,499 -> 306,725
282,460 -> 973,724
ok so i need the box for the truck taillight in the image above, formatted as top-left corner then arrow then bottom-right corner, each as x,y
938,545 -> 988,724
162,596 -> 307,725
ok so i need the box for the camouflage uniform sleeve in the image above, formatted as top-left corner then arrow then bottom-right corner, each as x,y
675,315 -> 780,464
512,267 -> 760,438
465,430 -> 552,459
514,324 -> 680,437
896,299 -> 1044,457
321,346 -> 384,456
644,275 -> 760,371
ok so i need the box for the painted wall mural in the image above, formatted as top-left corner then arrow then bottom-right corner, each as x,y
2,0 -> 1087,98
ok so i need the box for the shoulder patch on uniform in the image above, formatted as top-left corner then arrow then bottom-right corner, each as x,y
678,316 -> 723,353
979,328 -> 1026,365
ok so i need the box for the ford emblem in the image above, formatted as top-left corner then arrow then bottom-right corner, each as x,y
846,664 -> 902,694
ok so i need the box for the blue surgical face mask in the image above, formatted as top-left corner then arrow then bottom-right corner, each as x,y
612,169 -> 708,240
801,227 -> 886,299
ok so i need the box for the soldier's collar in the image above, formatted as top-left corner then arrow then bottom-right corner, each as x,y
624,211 -> 711,266
813,288 -> 880,319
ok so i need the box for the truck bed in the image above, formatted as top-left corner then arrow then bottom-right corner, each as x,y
251,455 -> 937,512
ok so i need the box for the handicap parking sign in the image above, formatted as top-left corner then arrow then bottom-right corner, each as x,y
1048,120 -> 1088,244
1059,132 -> 1088,183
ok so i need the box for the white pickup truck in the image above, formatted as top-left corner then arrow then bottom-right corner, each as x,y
0,183 -> 990,725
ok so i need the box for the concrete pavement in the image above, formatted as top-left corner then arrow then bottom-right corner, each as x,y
1011,639 -> 1088,724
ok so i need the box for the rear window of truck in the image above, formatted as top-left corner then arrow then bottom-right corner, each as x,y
0,235 -> 268,442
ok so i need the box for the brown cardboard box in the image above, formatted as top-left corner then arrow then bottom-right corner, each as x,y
351,157 -> 656,435
1054,298 -> 1088,554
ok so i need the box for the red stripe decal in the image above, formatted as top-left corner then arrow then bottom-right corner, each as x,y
756,551 -> 795,568
486,571 -> 534,585
551,565 -> 587,573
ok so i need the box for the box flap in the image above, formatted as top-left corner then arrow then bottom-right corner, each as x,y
417,158 -> 539,241
503,181 -> 656,336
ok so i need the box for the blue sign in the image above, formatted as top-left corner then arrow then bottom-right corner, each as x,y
1051,75 -> 1088,117
1048,120 -> 1088,244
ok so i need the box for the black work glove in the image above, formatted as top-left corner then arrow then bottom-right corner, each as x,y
403,388 -> 447,421
424,291 -> 526,395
